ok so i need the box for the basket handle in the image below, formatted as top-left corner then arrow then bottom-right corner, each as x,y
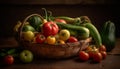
79,37 -> 92,51
18,14 -> 44,42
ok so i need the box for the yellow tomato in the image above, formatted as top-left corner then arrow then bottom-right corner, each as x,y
22,31 -> 35,42
59,29 -> 70,41
56,40 -> 65,45
46,36 -> 56,45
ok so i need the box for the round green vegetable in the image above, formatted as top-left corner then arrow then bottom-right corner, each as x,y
27,15 -> 43,31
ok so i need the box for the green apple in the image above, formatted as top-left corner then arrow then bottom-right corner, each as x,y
19,50 -> 33,63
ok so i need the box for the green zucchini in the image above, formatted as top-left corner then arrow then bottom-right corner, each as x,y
56,22 -> 90,39
54,16 -> 81,24
83,23 -> 102,47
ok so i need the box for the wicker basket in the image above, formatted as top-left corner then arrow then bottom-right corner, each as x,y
17,14 -> 92,59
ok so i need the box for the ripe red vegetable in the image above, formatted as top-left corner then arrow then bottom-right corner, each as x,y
54,18 -> 66,24
93,52 -> 102,63
79,51 -> 89,61
68,36 -> 78,43
99,45 -> 106,52
42,21 -> 59,37
4,55 -> 14,65
36,34 -> 46,44
100,51 -> 107,59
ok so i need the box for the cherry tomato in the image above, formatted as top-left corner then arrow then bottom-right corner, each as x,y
79,51 -> 89,61
46,36 -> 56,45
36,34 -> 46,44
88,51 -> 94,59
87,46 -> 99,59
93,52 -> 102,63
68,36 -> 78,43
100,51 -> 107,59
56,40 -> 65,45
54,18 -> 66,24
99,45 -> 106,52
4,55 -> 14,65
42,21 -> 59,37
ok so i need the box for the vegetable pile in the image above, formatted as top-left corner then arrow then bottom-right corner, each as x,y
14,8 -> 102,47
11,8 -> 116,64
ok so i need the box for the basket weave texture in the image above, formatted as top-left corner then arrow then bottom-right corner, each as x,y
17,14 -> 91,59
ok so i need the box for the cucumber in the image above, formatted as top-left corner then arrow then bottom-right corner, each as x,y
83,23 -> 102,47
54,16 -> 81,24
56,22 -> 90,39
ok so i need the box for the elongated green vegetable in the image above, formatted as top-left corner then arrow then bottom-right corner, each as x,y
83,23 -> 102,47
56,22 -> 90,39
55,16 -> 81,24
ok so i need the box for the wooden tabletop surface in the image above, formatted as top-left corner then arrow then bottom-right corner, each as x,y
0,37 -> 120,69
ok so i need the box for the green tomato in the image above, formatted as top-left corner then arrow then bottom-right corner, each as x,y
59,29 -> 70,41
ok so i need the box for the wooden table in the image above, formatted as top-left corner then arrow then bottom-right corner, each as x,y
0,37 -> 120,69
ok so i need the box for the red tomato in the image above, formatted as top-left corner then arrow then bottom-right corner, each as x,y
99,45 -> 106,52
54,18 -> 66,24
86,46 -> 99,59
93,52 -> 102,63
42,21 -> 59,37
88,51 -> 94,59
36,34 -> 46,44
79,51 -> 89,61
68,36 -> 78,43
100,51 -> 107,59
4,55 -> 14,65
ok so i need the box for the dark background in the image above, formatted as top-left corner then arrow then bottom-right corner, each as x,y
0,0 -> 120,38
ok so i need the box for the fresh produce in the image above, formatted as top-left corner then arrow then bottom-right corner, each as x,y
19,50 -> 33,63
99,45 -> 106,52
83,23 -> 102,47
22,24 -> 35,32
100,21 -> 116,52
13,8 -> 111,63
56,40 -> 65,45
4,55 -> 14,65
27,15 -> 43,31
56,22 -> 90,39
87,46 -> 99,59
54,16 -> 81,24
93,52 -> 102,63
42,21 -> 59,37
35,34 -> 46,44
68,36 -> 78,43
80,45 -> 107,63
46,36 -> 56,45
100,51 -> 107,59
54,18 -> 67,24
79,51 -> 89,61
59,29 -> 70,41
22,31 -> 35,42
